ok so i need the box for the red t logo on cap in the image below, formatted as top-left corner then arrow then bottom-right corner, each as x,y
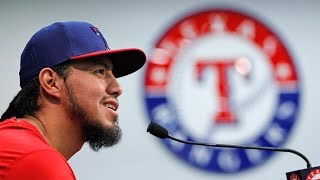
91,26 -> 101,35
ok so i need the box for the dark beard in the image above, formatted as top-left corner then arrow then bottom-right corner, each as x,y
66,84 -> 122,151
81,120 -> 122,151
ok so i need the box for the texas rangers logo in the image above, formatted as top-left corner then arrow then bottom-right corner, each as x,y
143,8 -> 300,173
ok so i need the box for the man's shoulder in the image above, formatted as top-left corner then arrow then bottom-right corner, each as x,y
0,118 -> 77,179
1,150 -> 76,180
0,118 -> 49,149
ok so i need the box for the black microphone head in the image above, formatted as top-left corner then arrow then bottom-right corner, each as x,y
147,122 -> 169,139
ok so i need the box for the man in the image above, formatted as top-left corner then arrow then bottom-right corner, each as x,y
0,21 -> 146,179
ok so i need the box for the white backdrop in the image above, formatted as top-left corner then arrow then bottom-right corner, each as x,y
1,1 -> 320,179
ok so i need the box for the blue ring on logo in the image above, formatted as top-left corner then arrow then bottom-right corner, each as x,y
144,90 -> 299,173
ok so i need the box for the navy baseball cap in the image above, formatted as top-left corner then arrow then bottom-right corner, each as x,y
19,21 -> 146,87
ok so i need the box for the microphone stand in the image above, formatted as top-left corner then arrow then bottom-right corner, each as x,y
147,122 -> 312,168
168,134 -> 311,168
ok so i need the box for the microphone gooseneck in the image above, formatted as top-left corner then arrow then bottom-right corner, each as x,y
147,122 -> 312,168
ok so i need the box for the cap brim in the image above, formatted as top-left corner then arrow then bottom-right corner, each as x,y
70,48 -> 146,78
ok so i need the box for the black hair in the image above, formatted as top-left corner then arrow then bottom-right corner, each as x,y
0,61 -> 72,121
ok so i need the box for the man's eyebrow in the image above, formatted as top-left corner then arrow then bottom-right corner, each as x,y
88,58 -> 113,69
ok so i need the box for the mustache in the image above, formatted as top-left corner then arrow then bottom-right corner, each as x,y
100,95 -> 118,103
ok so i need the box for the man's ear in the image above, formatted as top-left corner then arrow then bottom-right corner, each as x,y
38,68 -> 63,98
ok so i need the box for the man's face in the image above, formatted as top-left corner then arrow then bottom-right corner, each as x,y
63,57 -> 123,151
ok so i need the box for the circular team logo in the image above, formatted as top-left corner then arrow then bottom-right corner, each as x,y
143,8 -> 300,173
306,169 -> 320,180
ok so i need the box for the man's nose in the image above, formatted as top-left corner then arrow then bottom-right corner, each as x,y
106,73 -> 123,97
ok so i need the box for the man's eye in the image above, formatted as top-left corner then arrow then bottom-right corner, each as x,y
95,69 -> 105,75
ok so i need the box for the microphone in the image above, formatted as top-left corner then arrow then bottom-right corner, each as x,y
147,122 -> 312,168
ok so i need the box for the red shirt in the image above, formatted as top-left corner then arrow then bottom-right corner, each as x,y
0,117 -> 76,180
